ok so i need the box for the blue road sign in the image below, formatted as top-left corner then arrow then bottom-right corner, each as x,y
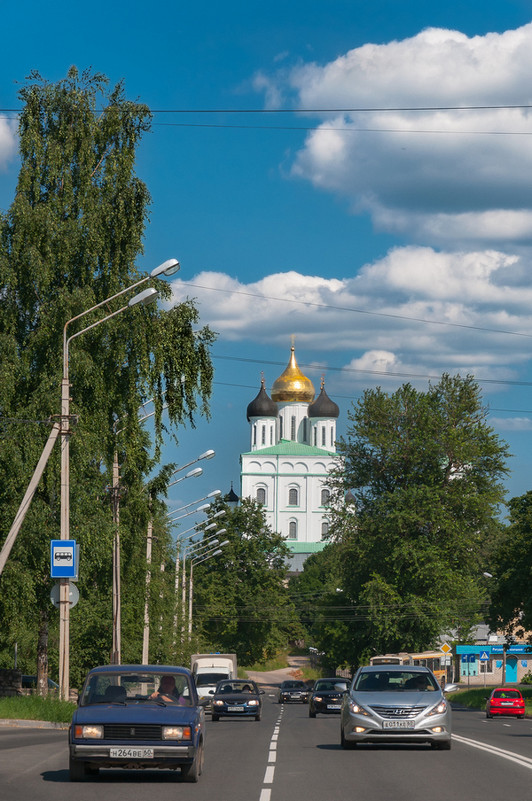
461,653 -> 476,663
50,540 -> 77,578
479,651 -> 490,661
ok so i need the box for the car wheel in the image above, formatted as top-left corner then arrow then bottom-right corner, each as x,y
255,712 -> 262,721
181,741 -> 203,783
211,714 -> 219,721
69,756 -> 87,782
341,727 -> 357,749
486,712 -> 492,719
309,708 -> 316,718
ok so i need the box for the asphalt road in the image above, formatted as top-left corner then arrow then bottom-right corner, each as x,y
0,690 -> 530,801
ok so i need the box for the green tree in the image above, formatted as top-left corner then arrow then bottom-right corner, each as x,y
324,374 -> 509,668
488,491 -> 532,642
188,499 -> 301,665
0,68 -> 215,687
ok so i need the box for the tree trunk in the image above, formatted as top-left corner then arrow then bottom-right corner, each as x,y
36,610 -> 49,696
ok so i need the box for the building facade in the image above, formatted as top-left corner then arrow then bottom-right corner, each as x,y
240,346 -> 340,571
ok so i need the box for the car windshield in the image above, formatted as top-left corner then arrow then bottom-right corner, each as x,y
314,680 -> 345,692
283,682 -> 305,688
195,672 -> 229,687
216,681 -> 257,694
354,671 -> 439,692
493,690 -> 521,699
79,671 -> 193,706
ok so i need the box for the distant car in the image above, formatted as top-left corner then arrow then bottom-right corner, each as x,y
21,675 -> 59,691
486,688 -> 525,719
69,664 -> 207,782
278,680 -> 309,704
339,665 -> 456,749
210,679 -> 264,721
309,678 -> 348,717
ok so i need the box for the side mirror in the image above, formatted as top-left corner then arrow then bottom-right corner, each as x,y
334,683 -> 348,693
443,684 -> 458,694
198,698 -> 211,707
259,690 -> 265,694
208,689 -> 215,695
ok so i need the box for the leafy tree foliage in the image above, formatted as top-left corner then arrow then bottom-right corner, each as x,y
317,374 -> 509,668
0,68 -> 215,685
187,498 -> 302,665
488,491 -> 532,642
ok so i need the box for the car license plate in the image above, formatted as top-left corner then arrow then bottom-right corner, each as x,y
110,747 -> 154,758
227,705 -> 245,712
327,704 -> 341,710
383,720 -> 415,729
500,702 -> 513,706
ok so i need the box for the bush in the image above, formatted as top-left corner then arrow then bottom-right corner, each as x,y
521,671 -> 532,685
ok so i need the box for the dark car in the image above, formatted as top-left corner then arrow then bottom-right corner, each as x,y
21,675 -> 59,691
309,677 -> 348,717
486,687 -> 525,719
69,665 -> 206,782
340,665 -> 456,749
278,680 -> 309,704
210,679 -> 264,721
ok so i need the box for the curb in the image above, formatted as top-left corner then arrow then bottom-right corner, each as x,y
0,718 -> 69,730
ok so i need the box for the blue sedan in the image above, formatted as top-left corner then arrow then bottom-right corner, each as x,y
69,664 -> 207,782
210,679 -> 264,721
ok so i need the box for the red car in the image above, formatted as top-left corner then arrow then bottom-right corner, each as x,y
486,688 -> 525,719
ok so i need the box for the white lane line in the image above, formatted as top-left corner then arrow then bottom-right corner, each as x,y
268,750 -> 277,762
453,734 -> 532,771
269,740 -> 277,750
259,791 -> 271,801
263,765 -> 275,783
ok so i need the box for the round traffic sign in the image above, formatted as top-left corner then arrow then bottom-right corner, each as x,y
50,581 -> 79,609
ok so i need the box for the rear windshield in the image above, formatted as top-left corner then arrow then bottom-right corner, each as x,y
493,690 -> 520,699
195,672 -> 229,687
354,671 -> 439,692
216,681 -> 258,694
80,671 -> 193,706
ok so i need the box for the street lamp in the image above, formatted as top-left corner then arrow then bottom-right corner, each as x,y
166,490 -> 222,522
58,264 -> 175,701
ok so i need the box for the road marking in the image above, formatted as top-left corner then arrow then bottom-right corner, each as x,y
453,734 -> 532,771
259,791 -> 271,801
268,750 -> 277,762
264,765 -> 275,783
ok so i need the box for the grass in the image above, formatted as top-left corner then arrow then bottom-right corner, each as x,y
447,685 -> 532,716
0,694 -> 76,724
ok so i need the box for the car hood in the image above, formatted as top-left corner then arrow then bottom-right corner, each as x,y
73,703 -> 200,725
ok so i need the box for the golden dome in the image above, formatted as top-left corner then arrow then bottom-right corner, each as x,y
271,347 -> 315,403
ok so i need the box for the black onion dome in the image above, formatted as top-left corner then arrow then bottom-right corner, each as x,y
308,380 -> 339,419
246,377 -> 278,421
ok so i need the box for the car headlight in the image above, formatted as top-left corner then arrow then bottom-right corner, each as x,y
163,726 -> 191,740
348,700 -> 369,716
314,696 -> 323,702
74,725 -> 103,739
247,699 -> 259,706
213,700 -> 224,706
427,701 -> 447,716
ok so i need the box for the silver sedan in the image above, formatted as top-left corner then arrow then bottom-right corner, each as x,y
340,665 -> 456,750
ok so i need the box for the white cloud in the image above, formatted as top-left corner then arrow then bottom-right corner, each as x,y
167,243 -> 532,389
0,117 -> 17,170
259,23 -> 532,247
490,416 -> 532,431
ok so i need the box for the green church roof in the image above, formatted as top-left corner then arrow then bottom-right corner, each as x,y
241,439 -> 335,457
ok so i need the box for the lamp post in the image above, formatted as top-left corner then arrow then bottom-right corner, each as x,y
58,262 -> 179,701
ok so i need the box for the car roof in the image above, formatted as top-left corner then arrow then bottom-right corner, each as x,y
358,665 -> 431,673
86,664 -> 192,677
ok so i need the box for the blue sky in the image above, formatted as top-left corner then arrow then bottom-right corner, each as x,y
3,2 -> 532,521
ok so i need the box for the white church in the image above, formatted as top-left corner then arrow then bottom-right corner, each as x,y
240,346 -> 340,572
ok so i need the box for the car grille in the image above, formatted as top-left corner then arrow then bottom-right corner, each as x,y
103,724 -> 163,740
369,705 -> 426,719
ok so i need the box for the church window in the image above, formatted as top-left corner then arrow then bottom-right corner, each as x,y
279,416 -> 283,438
291,415 -> 296,440
253,425 -> 257,446
321,426 -> 326,446
330,428 -> 334,447
288,520 -> 298,540
321,520 -> 329,538
261,425 -> 266,445
288,487 -> 299,506
256,487 -> 266,505
313,427 -> 317,446
321,488 -> 330,506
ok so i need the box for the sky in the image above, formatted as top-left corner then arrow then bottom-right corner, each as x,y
3,1 -> 532,522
